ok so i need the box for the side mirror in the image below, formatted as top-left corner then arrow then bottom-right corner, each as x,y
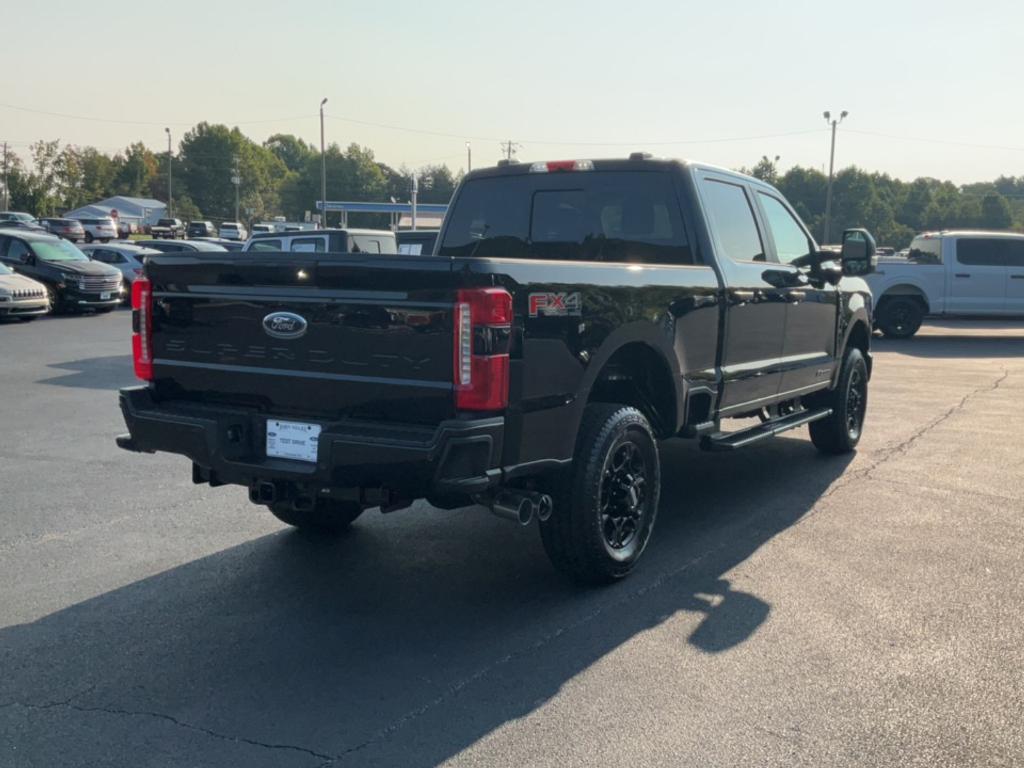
840,228 -> 876,276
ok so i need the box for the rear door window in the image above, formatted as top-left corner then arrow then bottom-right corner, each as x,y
249,239 -> 283,252
1004,240 -> 1024,268
352,236 -> 385,253
700,179 -> 766,263
956,239 -> 1007,266
290,237 -> 326,253
439,171 -> 692,264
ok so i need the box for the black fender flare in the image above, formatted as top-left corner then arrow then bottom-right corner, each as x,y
572,320 -> 685,438
835,291 -> 873,384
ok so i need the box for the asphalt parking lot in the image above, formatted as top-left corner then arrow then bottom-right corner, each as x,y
1,311 -> 1022,768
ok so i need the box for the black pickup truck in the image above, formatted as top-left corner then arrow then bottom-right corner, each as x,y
149,218 -> 185,239
117,156 -> 876,583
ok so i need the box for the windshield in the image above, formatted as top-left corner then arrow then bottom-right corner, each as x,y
32,239 -> 89,262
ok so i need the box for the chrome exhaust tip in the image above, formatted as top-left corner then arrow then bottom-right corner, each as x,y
490,492 -> 536,526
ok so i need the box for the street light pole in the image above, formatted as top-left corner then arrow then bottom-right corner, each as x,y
232,157 -> 240,223
165,128 -> 172,218
320,97 -> 328,228
466,141 -> 472,173
822,110 -> 848,244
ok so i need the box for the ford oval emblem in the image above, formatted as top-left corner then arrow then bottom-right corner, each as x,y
262,311 -> 308,340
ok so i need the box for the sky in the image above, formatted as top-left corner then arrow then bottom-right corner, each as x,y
4,0 -> 1023,184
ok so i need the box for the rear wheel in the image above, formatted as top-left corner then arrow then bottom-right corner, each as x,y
269,499 -> 364,534
84,232 -> 94,243
540,403 -> 661,584
877,296 -> 923,339
809,347 -> 869,454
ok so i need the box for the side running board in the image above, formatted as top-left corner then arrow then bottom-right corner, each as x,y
700,408 -> 832,451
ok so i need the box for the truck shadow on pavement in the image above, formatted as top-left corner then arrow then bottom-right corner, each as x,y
36,355 -> 135,390
874,335 -> 1024,359
0,437 -> 852,767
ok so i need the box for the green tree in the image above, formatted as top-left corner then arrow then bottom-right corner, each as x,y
116,142 -> 160,199
264,134 -> 316,174
177,123 -> 287,220
979,193 -> 1012,229
28,140 -> 62,215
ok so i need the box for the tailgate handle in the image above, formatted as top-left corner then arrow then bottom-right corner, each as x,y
955,273 -> 971,278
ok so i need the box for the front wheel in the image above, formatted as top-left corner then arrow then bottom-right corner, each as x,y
45,284 -> 61,314
269,499 -> 364,534
809,347 -> 869,454
84,232 -> 94,243
540,404 -> 661,584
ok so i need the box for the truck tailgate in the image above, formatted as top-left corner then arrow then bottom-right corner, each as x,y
146,252 -> 457,423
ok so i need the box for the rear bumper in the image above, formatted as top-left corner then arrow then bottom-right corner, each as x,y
116,386 -> 504,496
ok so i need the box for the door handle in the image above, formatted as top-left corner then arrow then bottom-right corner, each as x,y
730,289 -> 756,303
787,290 -> 807,303
955,273 -> 971,278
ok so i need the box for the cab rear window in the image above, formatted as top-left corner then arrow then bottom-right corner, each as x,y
439,171 -> 693,265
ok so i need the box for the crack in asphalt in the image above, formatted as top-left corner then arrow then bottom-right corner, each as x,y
0,698 -> 335,763
820,368 -> 1011,501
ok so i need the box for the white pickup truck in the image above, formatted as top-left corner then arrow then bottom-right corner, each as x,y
866,230 -> 1024,337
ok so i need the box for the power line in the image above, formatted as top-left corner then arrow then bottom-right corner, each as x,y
325,112 -> 825,147
846,128 -> 1024,154
0,102 -> 314,128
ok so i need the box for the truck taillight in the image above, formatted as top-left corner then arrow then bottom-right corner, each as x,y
131,278 -> 153,381
454,288 -> 512,411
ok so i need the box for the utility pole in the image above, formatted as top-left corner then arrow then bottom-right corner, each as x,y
165,128 -> 173,217
500,140 -> 521,162
411,174 -> 418,231
231,156 -> 241,223
2,142 -> 8,211
466,141 -> 472,173
822,110 -> 848,244
320,97 -> 328,228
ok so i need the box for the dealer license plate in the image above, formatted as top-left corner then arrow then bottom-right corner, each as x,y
266,419 -> 321,463
100,292 -> 111,300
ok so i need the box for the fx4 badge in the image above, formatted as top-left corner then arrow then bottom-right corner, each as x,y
528,292 -> 582,318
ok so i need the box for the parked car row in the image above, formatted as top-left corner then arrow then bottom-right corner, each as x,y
0,231 -> 123,317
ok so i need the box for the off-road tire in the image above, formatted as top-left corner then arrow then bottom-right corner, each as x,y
540,403 -> 661,584
269,499 -> 364,534
876,296 -> 923,339
809,347 -> 869,454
